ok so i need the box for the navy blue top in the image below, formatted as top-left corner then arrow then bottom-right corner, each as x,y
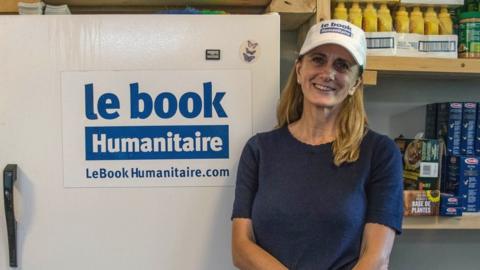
231,126 -> 403,270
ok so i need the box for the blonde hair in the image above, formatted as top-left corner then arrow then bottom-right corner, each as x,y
276,64 -> 368,166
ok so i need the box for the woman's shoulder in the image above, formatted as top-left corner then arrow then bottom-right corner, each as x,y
362,129 -> 399,151
245,126 -> 288,149
251,126 -> 287,142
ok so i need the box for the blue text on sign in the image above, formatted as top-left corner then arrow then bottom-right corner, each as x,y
84,82 -> 227,120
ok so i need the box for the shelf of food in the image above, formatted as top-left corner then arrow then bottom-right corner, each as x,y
363,56 -> 480,86
366,56 -> 480,75
0,0 -> 317,31
44,0 -> 270,14
403,213 -> 480,230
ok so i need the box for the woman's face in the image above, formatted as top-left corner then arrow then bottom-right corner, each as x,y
295,44 -> 361,110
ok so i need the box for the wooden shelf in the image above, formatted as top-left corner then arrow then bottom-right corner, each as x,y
366,56 -> 480,75
1,0 -> 317,31
403,213 -> 480,230
45,0 -> 270,14
364,56 -> 480,86
266,0 -> 316,31
45,0 -> 271,5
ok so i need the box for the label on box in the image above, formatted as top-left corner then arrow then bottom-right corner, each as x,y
366,32 -> 396,56
420,162 -> 439,177
404,190 -> 440,216
440,206 -> 463,216
395,33 -> 458,58
440,193 -> 462,207
395,138 -> 442,190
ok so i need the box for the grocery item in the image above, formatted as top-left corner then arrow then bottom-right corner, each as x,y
466,0 -> 479,12
446,156 -> 480,212
461,102 -> 477,155
348,2 -> 363,29
439,7 -> 453,35
395,138 -> 442,191
363,2 -> 378,32
395,6 -> 410,33
333,1 -> 348,20
410,6 -> 425,34
403,190 -> 440,216
459,11 -> 480,58
424,7 -> 440,35
378,3 -> 393,32
437,102 -> 463,156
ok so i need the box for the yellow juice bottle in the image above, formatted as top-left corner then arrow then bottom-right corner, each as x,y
439,7 -> 453,35
395,6 -> 410,33
378,3 -> 393,31
424,6 -> 439,35
333,2 -> 348,21
410,6 -> 425,34
348,2 -> 363,29
363,2 -> 378,32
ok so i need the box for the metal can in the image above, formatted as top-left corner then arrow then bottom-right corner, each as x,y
459,11 -> 480,58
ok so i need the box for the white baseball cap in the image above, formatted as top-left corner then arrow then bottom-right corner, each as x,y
299,19 -> 367,68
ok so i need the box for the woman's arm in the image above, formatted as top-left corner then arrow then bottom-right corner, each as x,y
352,222 -> 396,270
232,218 -> 288,270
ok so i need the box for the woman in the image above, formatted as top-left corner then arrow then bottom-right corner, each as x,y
231,20 -> 403,270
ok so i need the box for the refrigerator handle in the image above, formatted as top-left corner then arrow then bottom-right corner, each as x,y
3,164 -> 18,268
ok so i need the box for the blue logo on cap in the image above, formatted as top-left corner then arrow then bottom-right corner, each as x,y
319,21 -> 352,37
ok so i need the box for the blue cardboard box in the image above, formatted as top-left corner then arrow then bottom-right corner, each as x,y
446,156 -> 480,212
437,102 -> 463,155
461,102 -> 477,155
439,206 -> 463,216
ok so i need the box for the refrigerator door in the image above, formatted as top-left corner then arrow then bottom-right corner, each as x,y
0,14 -> 279,269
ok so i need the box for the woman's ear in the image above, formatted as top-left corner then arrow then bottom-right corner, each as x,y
295,59 -> 302,83
348,76 -> 362,96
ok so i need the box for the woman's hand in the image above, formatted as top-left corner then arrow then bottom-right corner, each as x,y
232,218 -> 288,270
352,222 -> 396,270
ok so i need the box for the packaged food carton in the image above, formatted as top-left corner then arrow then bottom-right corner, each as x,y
404,190 -> 440,216
395,138 -> 442,190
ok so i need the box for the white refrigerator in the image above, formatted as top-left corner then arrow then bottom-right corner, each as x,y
0,14 -> 279,269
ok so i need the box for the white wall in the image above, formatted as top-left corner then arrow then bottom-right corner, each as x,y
281,30 -> 480,270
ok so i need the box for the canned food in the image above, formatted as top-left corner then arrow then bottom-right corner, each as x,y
459,11 -> 480,58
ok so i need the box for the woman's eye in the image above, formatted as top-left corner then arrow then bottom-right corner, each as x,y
311,56 -> 326,65
334,61 -> 350,72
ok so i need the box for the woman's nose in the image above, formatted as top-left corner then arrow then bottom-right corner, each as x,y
319,64 -> 336,81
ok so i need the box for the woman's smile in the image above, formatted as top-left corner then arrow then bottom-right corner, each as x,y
312,82 -> 336,92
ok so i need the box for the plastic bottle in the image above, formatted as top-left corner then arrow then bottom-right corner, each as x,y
424,7 -> 440,35
410,6 -> 425,34
378,3 -> 393,31
348,2 -> 363,29
333,2 -> 348,21
363,2 -> 378,32
439,7 -> 453,34
395,6 -> 410,33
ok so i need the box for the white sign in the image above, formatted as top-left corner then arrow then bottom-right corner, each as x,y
62,70 -> 252,187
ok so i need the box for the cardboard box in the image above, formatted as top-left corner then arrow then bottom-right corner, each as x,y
425,103 -> 438,139
461,102 -> 477,155
404,190 -> 440,216
396,33 -> 458,59
475,102 -> 480,155
366,32 -> 396,56
446,156 -> 480,212
437,102 -> 463,156
395,138 -> 442,190
440,206 -> 463,216
440,193 -> 462,207
399,0 -> 464,6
